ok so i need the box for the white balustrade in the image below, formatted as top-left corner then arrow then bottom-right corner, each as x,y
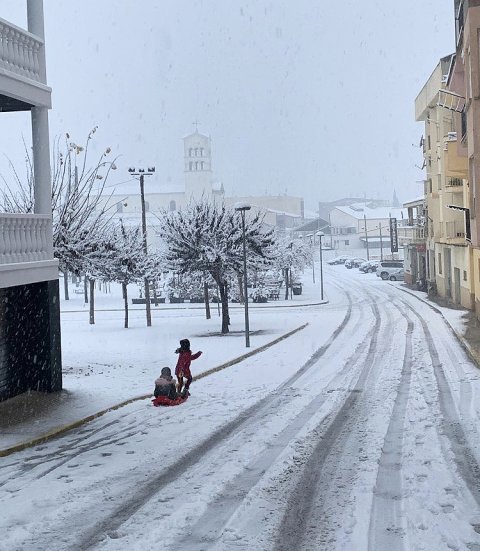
0,213 -> 53,265
0,18 -> 44,83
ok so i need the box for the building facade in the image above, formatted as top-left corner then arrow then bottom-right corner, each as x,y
0,1 -> 62,400
450,0 -> 480,312
329,204 -> 409,258
415,52 -> 472,308
402,198 -> 427,286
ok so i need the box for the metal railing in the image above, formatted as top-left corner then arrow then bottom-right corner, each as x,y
446,177 -> 463,188
0,213 -> 53,264
0,18 -> 44,83
444,220 -> 465,239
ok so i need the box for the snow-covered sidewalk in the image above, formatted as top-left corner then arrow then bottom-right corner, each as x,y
1,268 -> 326,453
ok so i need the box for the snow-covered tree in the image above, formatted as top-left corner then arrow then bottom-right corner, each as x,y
0,129 -> 118,299
159,200 -> 275,333
96,222 -> 147,328
274,236 -> 313,299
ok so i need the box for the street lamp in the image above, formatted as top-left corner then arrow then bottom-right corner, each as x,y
235,202 -> 251,348
128,166 -> 155,327
318,231 -> 324,301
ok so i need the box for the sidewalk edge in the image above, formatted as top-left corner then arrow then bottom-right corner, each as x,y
394,284 -> 480,367
0,323 -> 308,457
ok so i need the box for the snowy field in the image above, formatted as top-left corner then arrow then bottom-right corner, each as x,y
2,262 -> 480,550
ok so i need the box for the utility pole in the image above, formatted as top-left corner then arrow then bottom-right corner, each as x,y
379,222 -> 384,261
128,166 -> 155,327
319,232 -> 324,301
364,214 -> 370,260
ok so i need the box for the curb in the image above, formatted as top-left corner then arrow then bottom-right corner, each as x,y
61,301 -> 328,314
0,323 -> 309,457
394,284 -> 480,368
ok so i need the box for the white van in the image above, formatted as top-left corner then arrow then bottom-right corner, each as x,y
376,260 -> 404,279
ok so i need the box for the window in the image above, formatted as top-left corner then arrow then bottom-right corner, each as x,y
464,270 -> 467,281
200,148 -> 204,156
438,253 -> 442,274
189,161 -> 193,170
344,240 -> 349,246
201,161 -> 204,170
169,200 -> 176,212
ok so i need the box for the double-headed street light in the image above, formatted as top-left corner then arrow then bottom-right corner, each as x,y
128,166 -> 155,327
235,202 -> 251,348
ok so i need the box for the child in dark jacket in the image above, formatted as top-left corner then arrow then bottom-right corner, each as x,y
175,339 -> 202,394
154,367 -> 178,400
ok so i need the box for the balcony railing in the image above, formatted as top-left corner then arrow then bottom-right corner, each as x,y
0,18 -> 44,83
443,220 -> 465,240
446,177 -> 464,188
0,213 -> 53,265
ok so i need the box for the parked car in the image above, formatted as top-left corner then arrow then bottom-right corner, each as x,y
344,257 -> 367,269
327,255 -> 352,265
376,260 -> 404,279
359,260 -> 380,273
381,267 -> 404,281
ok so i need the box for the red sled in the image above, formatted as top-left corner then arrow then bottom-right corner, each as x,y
152,394 -> 188,407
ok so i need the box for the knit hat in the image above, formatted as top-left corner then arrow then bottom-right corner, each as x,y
179,339 -> 190,351
161,367 -> 172,378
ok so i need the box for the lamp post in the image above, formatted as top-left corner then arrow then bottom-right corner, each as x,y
128,166 -> 155,327
318,231 -> 324,301
235,202 -> 251,348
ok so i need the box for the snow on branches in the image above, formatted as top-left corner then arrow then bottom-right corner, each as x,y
159,199 -> 275,333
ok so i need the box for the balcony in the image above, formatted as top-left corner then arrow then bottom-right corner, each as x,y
0,17 -> 51,110
444,137 -> 468,178
440,219 -> 466,243
398,225 -> 426,244
0,213 -> 58,289
445,176 -> 464,192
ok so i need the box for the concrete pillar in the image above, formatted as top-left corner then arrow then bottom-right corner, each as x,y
31,107 -> 52,215
27,0 -> 52,216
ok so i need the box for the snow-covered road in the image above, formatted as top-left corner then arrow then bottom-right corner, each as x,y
2,268 -> 480,550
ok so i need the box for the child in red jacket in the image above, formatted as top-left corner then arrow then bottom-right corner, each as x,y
175,339 -> 202,394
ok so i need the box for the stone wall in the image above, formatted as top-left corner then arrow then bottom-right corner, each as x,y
0,280 -> 62,401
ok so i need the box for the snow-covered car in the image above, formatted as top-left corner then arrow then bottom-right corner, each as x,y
380,267 -> 404,281
344,257 -> 367,269
327,255 -> 352,265
376,260 -> 404,278
359,260 -> 379,273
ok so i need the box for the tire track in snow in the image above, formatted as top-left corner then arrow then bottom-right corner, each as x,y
367,314 -> 413,551
72,289 -> 356,550
272,292 -> 384,551
171,291 -> 382,550
402,299 -> 480,507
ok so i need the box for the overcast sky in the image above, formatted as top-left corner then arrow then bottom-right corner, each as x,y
1,1 -> 454,207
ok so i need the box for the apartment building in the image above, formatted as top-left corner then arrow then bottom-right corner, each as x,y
415,52 -> 472,308
448,0 -> 480,313
0,1 -> 62,400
